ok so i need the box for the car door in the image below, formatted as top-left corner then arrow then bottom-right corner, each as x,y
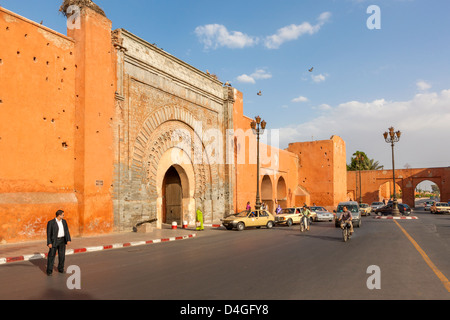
245,211 -> 258,227
258,210 -> 270,226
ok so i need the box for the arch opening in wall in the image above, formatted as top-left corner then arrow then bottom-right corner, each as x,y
276,176 -> 287,209
415,180 -> 441,206
378,181 -> 402,203
261,175 -> 274,213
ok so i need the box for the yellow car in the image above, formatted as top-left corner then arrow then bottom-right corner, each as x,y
274,207 -> 302,226
222,210 -> 275,231
359,203 -> 372,216
275,207 -> 317,226
430,202 -> 450,214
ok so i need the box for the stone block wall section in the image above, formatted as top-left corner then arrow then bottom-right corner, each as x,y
0,7 -> 79,243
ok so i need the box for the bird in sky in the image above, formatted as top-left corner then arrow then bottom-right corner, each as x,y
257,91 -> 262,96
308,67 -> 314,72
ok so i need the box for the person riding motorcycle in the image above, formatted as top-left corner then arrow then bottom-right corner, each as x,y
338,206 -> 353,235
301,205 -> 311,231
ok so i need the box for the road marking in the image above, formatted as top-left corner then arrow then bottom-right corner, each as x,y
393,220 -> 450,293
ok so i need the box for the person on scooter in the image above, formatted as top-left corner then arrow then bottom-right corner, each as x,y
339,206 -> 353,235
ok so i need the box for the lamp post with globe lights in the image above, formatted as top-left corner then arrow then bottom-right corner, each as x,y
383,127 -> 402,216
251,116 -> 266,211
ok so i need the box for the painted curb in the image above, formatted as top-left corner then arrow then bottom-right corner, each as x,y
0,233 -> 196,265
373,216 -> 419,220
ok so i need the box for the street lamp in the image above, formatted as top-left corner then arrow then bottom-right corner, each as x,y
251,116 -> 266,211
355,153 -> 364,204
383,127 -> 402,216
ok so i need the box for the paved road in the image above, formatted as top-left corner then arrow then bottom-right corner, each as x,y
1,209 -> 450,301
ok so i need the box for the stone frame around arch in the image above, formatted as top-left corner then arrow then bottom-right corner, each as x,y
156,148 -> 196,228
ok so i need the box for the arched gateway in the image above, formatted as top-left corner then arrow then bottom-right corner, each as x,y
348,167 -> 450,208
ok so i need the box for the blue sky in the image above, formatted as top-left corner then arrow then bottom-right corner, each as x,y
2,0 -> 450,171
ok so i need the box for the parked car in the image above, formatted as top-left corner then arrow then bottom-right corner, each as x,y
334,201 -> 361,228
315,208 -> 334,222
424,200 -> 435,211
222,210 -> 275,231
306,206 -> 321,222
371,202 -> 384,212
375,203 -> 412,216
359,203 -> 372,216
274,207 -> 302,226
430,202 -> 450,214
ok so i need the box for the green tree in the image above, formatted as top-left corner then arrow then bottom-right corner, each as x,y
347,151 -> 384,171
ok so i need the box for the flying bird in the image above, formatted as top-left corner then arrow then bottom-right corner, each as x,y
308,67 -> 314,72
257,91 -> 262,96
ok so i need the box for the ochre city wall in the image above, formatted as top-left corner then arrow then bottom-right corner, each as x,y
232,89 -> 300,213
0,5 -> 115,243
287,136 -> 348,210
0,7 -> 79,242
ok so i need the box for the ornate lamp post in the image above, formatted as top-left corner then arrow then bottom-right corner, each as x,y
251,116 -> 266,211
355,153 -> 364,204
383,127 -> 402,216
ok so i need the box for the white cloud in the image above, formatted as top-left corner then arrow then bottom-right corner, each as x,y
236,69 -> 272,84
194,24 -> 258,49
311,73 -> 328,83
236,74 -> 256,84
416,80 -> 432,91
292,96 -> 309,103
264,12 -> 331,49
278,89 -> 450,168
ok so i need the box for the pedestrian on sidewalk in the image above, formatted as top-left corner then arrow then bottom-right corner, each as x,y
46,210 -> 71,276
196,207 -> 204,231
246,201 -> 251,212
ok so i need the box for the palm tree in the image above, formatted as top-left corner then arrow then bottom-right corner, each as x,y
366,158 -> 384,170
347,151 -> 384,171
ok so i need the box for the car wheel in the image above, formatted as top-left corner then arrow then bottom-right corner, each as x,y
267,221 -> 274,229
236,222 -> 245,231
286,219 -> 293,227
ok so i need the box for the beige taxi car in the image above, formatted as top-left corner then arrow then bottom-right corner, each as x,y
274,207 -> 302,227
430,202 -> 450,214
222,210 -> 275,231
275,207 -> 317,226
359,203 -> 372,216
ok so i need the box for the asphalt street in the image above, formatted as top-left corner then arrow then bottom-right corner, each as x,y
1,208 -> 450,301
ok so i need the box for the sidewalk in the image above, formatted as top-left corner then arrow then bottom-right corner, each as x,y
0,223 -> 222,265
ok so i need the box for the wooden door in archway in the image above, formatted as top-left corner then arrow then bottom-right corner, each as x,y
163,166 -> 182,224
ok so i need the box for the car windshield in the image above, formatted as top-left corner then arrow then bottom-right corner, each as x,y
235,211 -> 250,217
437,203 -> 449,207
310,206 -> 325,211
337,205 -> 359,213
372,202 -> 383,205
281,208 -> 295,214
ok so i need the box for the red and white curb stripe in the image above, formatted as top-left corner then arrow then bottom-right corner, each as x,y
0,234 -> 196,265
373,216 -> 419,220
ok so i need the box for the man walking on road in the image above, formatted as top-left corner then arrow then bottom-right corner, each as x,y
46,210 -> 71,276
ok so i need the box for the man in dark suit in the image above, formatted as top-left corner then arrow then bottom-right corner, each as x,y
46,210 -> 71,276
